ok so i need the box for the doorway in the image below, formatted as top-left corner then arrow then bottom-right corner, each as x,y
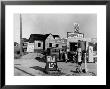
70,42 -> 78,51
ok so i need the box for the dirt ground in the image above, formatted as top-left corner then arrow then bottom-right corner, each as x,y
14,53 -> 97,76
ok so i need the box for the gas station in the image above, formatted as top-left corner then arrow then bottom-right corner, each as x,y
66,23 -> 96,73
67,23 -> 87,62
44,23 -> 96,74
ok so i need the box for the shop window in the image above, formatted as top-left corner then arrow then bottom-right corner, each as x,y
49,43 -> 52,47
38,43 -> 41,47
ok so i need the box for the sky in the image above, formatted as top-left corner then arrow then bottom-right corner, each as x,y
14,14 -> 97,43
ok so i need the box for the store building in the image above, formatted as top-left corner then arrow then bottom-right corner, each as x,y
66,23 -> 88,62
67,32 -> 86,52
45,34 -> 60,50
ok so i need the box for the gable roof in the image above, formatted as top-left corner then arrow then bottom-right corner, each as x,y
29,34 -> 60,43
45,34 -> 50,38
22,38 -> 29,42
45,33 -> 60,39
29,34 -> 46,43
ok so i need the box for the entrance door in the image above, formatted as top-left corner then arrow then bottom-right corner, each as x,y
70,42 -> 77,51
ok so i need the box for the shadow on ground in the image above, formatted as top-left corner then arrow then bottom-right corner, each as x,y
30,66 -> 66,76
30,66 -> 45,73
35,57 -> 46,63
70,70 -> 96,76
15,66 -> 35,76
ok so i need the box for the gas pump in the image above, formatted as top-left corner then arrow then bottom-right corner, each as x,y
88,46 -> 93,63
78,48 -> 82,63
75,40 -> 88,73
75,47 -> 83,73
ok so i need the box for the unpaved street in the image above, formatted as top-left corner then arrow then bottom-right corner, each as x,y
14,53 -> 97,76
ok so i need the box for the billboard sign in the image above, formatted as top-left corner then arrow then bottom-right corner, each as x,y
67,32 -> 84,38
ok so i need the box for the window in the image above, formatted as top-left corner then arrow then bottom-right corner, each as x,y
22,43 -> 24,46
56,44 -> 59,47
38,43 -> 41,47
49,43 -> 52,47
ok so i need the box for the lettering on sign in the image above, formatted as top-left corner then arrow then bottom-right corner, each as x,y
49,62 -> 56,68
47,56 -> 55,62
45,56 -> 58,71
67,32 -> 84,38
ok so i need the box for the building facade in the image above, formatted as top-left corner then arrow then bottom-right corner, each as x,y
67,32 -> 86,52
27,33 -> 60,53
45,34 -> 56,50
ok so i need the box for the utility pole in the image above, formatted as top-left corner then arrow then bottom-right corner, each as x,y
20,14 -> 23,56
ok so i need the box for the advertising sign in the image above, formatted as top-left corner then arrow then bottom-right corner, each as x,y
45,55 -> 58,71
67,32 -> 84,38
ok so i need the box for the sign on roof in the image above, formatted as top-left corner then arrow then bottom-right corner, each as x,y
73,23 -> 80,33
67,32 -> 84,38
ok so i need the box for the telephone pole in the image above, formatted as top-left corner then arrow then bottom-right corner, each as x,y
20,14 -> 23,56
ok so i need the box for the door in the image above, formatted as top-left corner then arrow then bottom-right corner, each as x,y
70,42 -> 77,51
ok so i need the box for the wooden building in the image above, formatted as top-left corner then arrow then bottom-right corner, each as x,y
27,33 -> 60,52
55,38 -> 67,50
28,34 -> 46,52
67,32 -> 86,52
45,34 -> 60,50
